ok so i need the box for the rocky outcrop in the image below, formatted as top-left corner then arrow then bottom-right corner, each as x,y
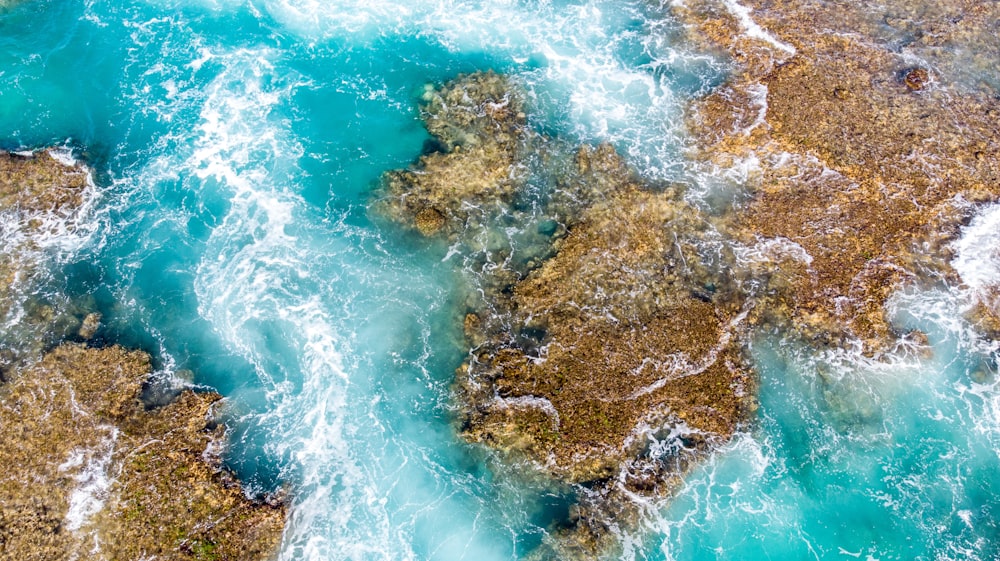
378,71 -> 533,238
0,343 -> 285,560
676,0 -> 1000,352
457,148 -> 750,485
378,72 -> 755,556
378,2 -> 1000,552
0,150 -> 103,376
0,148 -> 286,560
0,149 -> 92,212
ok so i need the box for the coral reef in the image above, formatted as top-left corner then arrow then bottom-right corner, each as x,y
0,150 -> 102,375
0,149 -> 286,560
379,72 -> 755,556
0,343 -> 285,560
676,0 -> 1000,352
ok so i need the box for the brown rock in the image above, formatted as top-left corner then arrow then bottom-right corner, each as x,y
903,67 -> 930,91
376,72 -> 532,239
0,344 -> 286,560
379,76 -> 755,556
679,0 -> 1000,352
0,150 -> 99,367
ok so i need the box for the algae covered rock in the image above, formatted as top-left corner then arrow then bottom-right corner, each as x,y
379,72 -> 755,557
678,0 -> 1000,352
0,149 -> 102,373
0,343 -> 285,560
377,71 -> 533,238
0,147 -> 285,559
0,149 -> 92,213
459,158 -> 751,486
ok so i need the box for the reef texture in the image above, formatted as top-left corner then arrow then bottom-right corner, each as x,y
0,344 -> 285,560
378,71 -> 533,238
0,150 -> 91,212
0,150 -> 103,376
380,7 -> 1000,545
379,72 -> 755,556
0,151 -> 285,560
675,0 -> 1000,352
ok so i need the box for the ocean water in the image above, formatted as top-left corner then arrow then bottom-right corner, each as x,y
1,0 -> 999,559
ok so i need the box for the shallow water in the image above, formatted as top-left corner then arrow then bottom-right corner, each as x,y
656,289 -> 1000,560
2,0 -> 999,559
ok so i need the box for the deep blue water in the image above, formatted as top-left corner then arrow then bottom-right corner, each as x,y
2,0 -> 999,559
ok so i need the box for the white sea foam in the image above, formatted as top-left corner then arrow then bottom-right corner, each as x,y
167,46 -> 414,560
61,427 -> 120,533
952,201 -> 1000,294
644,431 -> 783,560
720,0 -> 796,55
261,0 -> 723,180
492,394 -> 561,430
734,236 -> 813,268
743,83 -> 769,135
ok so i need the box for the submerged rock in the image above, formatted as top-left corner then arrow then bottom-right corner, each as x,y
902,67 -> 931,91
0,343 -> 286,560
379,72 -> 755,557
77,311 -> 101,340
0,149 -> 102,370
968,286 -> 1000,341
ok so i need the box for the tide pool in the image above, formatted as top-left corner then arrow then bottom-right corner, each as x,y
1,0 -> 999,559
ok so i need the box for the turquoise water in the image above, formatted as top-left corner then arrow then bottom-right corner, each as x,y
2,0 -> 1000,559
657,290 -> 1000,560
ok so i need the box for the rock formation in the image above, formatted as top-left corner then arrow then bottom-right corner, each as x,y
378,71 -> 534,238
0,150 -> 104,376
0,343 -> 285,560
378,1 -> 1000,542
378,72 -> 755,556
675,0 -> 1000,352
0,149 -> 286,560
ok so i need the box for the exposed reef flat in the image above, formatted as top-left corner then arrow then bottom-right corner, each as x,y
675,0 -> 1000,352
0,150 -> 285,560
0,344 -> 285,560
378,72 -> 755,556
